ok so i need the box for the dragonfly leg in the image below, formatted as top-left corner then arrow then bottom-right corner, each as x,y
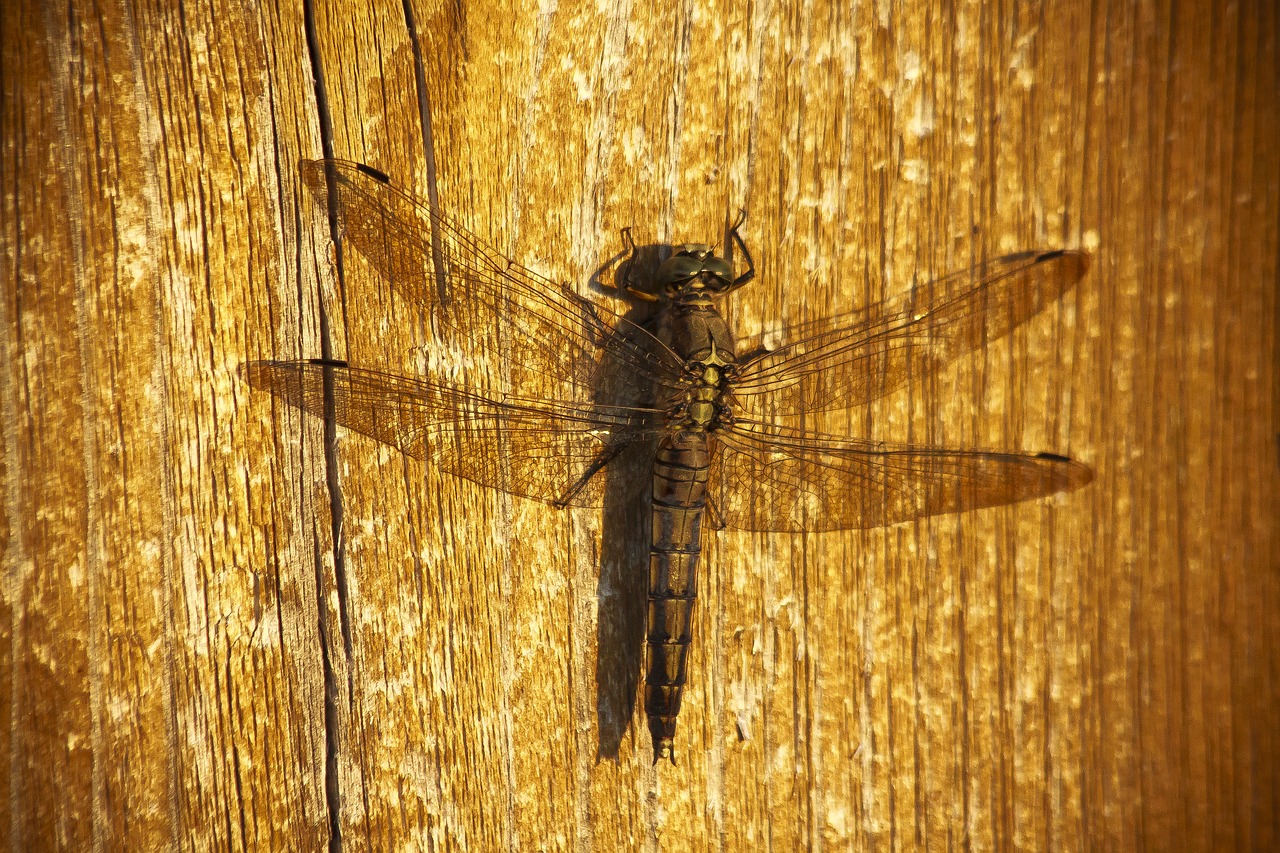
703,496 -> 727,531
553,441 -> 626,508
724,209 -> 755,292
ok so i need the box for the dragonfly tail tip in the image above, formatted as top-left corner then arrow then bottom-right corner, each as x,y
653,740 -> 676,766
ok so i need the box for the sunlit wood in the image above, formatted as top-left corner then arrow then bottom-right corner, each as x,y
1,0 -> 1276,849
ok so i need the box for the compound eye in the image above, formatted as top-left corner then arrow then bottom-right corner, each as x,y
656,254 -> 706,288
699,256 -> 734,290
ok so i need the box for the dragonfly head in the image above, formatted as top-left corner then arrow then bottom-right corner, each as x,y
655,244 -> 736,303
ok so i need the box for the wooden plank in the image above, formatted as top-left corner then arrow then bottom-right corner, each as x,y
0,0 -> 333,849
1,0 -> 1276,850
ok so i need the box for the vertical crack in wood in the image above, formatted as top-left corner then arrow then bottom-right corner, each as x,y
303,2 -> 348,850
403,0 -> 450,308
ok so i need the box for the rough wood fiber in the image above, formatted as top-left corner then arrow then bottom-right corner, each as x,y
1,0 -> 1276,851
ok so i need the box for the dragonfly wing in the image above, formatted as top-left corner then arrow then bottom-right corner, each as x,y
301,159 -> 687,405
732,250 -> 1089,415
243,360 -> 664,507
709,418 -> 1093,532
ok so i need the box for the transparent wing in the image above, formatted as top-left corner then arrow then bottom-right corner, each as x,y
732,250 -> 1089,415
301,158 -> 687,404
710,418 -> 1093,532
243,359 -> 665,507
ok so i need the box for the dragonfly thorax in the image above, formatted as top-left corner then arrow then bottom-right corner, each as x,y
667,339 -> 736,431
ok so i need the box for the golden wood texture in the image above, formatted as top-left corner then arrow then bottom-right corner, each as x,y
2,0 -> 1276,849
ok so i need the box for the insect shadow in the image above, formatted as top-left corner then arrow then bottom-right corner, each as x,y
585,237 -> 671,761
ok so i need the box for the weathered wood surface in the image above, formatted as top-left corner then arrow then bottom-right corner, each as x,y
2,0 -> 1276,850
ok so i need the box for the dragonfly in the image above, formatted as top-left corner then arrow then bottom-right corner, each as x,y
244,159 -> 1093,765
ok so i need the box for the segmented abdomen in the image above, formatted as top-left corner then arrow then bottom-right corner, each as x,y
646,430 -> 710,764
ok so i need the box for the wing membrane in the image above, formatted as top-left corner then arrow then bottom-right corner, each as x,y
244,359 -> 664,507
301,159 -> 686,404
732,250 -> 1089,415
710,418 -> 1093,532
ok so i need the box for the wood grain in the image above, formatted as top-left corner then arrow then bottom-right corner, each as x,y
2,0 -> 1276,850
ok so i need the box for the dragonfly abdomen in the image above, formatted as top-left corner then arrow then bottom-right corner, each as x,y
646,430 -> 710,765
